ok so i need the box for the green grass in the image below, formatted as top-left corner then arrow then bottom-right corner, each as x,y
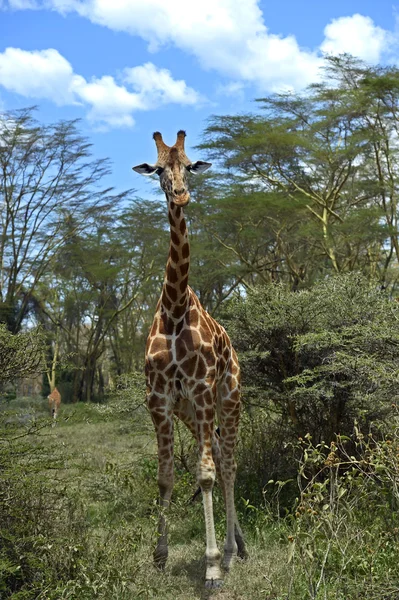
2,396 -> 399,599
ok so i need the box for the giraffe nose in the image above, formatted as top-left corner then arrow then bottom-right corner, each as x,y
174,188 -> 186,196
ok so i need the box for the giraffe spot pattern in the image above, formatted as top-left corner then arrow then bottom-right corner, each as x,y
145,194 -> 241,493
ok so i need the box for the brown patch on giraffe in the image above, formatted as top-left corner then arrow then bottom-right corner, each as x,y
171,230 -> 180,246
164,364 -> 177,378
180,262 -> 189,277
172,302 -> 187,319
194,382 -> 208,394
180,219 -> 186,234
205,408 -> 213,422
208,319 -> 216,334
180,328 -> 200,351
182,243 -> 189,259
161,291 -> 172,311
180,276 -> 188,293
151,411 -> 165,427
180,357 -> 196,377
196,356 -> 207,380
149,350 -> 172,371
199,315 -> 212,338
185,308 -> 199,328
166,284 -> 177,303
170,245 -> 179,263
224,374 -> 232,387
175,319 -> 184,336
196,408 -> 205,420
147,394 -> 163,409
217,357 -> 226,375
168,213 -> 175,227
160,421 -> 171,435
203,390 -> 213,405
150,336 -> 171,355
207,367 -> 216,379
202,344 -> 216,367
159,311 -> 174,335
196,395 -> 205,408
175,339 -> 188,362
155,374 -> 167,394
168,266 -> 179,284
175,206 -> 182,219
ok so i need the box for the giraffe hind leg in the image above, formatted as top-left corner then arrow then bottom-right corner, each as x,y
193,392 -> 223,588
212,432 -> 248,561
218,382 -> 247,571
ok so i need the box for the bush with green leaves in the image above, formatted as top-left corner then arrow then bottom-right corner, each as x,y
227,273 -> 399,444
0,324 -> 44,384
285,422 -> 399,600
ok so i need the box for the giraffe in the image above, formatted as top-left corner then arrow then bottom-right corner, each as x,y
133,131 -> 247,589
48,387 -> 61,426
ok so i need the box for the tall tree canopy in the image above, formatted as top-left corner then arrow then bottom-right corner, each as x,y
198,55 -> 399,292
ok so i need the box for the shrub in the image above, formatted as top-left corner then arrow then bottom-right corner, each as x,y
227,273 -> 399,444
286,422 -> 399,599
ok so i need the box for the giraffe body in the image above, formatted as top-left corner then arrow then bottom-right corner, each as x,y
48,387 -> 61,426
134,131 -> 246,588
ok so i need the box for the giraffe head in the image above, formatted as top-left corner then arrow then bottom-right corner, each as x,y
133,131 -> 212,207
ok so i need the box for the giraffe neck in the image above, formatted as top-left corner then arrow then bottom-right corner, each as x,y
161,198 -> 190,319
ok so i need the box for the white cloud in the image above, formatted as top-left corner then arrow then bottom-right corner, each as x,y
1,2 -> 396,100
217,81 -> 245,98
4,1 -> 395,92
124,62 -> 201,106
321,14 -> 389,63
0,47 -> 79,104
0,48 -> 202,128
7,0 -> 39,8
35,0 -> 322,91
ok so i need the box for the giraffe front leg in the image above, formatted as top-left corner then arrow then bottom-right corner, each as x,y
149,395 -> 175,570
196,416 -> 223,588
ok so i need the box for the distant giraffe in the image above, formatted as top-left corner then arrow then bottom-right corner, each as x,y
133,131 -> 246,589
48,387 -> 61,426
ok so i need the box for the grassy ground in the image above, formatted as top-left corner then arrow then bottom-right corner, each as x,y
3,397 -> 399,599
52,403 -> 292,600
1,397 -> 295,599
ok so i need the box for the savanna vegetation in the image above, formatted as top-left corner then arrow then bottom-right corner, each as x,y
2,55 -> 399,599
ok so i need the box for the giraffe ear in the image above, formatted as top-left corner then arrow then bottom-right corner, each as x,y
132,163 -> 158,176
187,161 -> 212,174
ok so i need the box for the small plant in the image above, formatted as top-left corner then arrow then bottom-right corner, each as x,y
287,422 -> 399,599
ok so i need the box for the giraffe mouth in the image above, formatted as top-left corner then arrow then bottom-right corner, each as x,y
173,193 -> 190,207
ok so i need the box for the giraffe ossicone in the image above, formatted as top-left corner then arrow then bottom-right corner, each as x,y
133,130 -> 247,589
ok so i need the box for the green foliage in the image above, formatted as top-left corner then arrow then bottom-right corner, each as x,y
199,55 -> 399,291
0,324 -> 44,382
228,273 -> 399,445
286,423 -> 399,599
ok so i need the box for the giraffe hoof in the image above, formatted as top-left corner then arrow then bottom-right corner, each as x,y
153,548 -> 168,570
205,578 -> 223,590
237,546 -> 248,561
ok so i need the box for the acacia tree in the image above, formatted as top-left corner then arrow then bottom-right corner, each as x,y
199,56 -> 398,290
0,107 -> 124,332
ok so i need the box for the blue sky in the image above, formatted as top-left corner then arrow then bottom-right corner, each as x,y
0,0 -> 398,196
